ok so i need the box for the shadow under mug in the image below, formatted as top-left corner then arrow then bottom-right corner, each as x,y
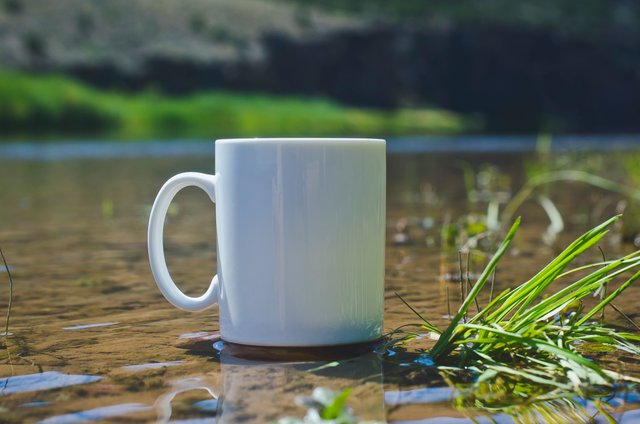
148,138 -> 386,347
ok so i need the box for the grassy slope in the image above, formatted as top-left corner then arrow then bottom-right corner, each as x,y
0,71 -> 467,140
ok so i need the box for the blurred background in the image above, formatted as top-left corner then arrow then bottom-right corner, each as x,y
2,0 -> 640,140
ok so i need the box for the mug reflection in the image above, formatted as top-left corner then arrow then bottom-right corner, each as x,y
154,347 -> 384,423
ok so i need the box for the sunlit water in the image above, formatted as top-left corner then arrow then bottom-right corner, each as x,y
1,137 -> 640,423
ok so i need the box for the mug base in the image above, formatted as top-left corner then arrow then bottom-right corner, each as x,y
222,338 -> 384,362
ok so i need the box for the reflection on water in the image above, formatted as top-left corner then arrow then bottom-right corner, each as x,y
22,401 -> 50,407
385,387 -> 456,405
37,403 -> 152,424
179,331 -> 215,339
619,410 -> 640,424
193,398 -> 218,412
155,376 -> 218,422
1,135 -> 640,160
390,399 -> 640,424
388,389 -> 640,424
0,372 -> 102,395
0,139 -> 640,422
121,360 -> 185,371
154,347 -> 385,423
62,322 -> 120,330
394,416 -> 509,424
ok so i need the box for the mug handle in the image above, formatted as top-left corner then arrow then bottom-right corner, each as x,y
148,172 -> 220,311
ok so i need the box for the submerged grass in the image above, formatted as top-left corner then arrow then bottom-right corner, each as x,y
0,70 -> 467,140
392,215 -> 640,402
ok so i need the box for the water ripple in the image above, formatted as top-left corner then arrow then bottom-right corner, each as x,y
37,403 -> 151,423
121,361 -> 185,371
63,322 -> 119,330
0,371 -> 102,395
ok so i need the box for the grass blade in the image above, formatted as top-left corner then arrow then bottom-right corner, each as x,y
430,217 -> 521,359
577,269 -> 640,325
395,292 -> 440,333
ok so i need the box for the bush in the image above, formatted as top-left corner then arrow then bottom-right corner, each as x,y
0,70 -> 467,140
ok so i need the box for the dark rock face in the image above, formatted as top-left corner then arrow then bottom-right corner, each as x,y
263,29 -> 404,109
67,59 -> 259,94
63,24 -> 640,133
261,25 -> 640,133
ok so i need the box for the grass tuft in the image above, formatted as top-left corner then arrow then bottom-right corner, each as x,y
392,215 -> 640,398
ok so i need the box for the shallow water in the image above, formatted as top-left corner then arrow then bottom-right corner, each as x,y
1,139 -> 640,423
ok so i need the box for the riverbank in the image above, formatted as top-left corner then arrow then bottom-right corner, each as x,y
0,71 -> 467,140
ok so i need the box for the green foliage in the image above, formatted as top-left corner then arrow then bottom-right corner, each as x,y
621,157 -> 640,243
320,388 -> 351,420
0,71 -> 119,135
0,71 -> 466,140
393,216 -> 640,398
439,153 -> 640,252
278,387 -> 382,424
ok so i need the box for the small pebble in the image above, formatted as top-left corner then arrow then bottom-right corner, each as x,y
393,233 -> 410,245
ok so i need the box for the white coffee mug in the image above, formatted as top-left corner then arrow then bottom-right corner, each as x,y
148,138 -> 386,347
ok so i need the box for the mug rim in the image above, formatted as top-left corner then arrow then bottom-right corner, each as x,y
215,137 -> 385,144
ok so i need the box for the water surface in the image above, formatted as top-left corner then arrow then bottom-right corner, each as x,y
1,138 -> 640,422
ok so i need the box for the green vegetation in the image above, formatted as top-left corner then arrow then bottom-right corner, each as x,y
434,140 -> 640,253
0,71 -> 466,140
622,156 -> 640,243
278,387 -> 381,424
390,216 -> 640,416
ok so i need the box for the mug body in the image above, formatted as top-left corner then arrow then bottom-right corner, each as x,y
215,138 -> 386,346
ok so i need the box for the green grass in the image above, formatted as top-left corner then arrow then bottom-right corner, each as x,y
391,216 -> 640,411
0,70 -> 467,140
277,387 -> 380,424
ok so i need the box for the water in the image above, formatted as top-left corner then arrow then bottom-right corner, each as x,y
37,403 -> 153,424
0,372 -> 102,395
1,138 -> 640,422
